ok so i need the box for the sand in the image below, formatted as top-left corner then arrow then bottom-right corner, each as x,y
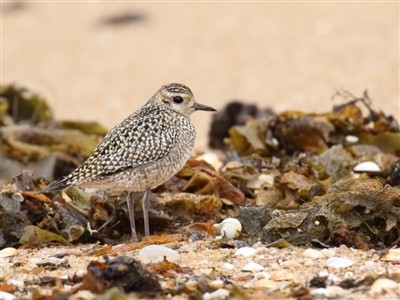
2,2 -> 399,150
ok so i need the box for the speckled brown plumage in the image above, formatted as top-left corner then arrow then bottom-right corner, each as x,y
40,83 -> 216,241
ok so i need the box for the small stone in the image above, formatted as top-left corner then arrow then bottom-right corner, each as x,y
280,260 -> 303,269
254,271 -> 271,280
242,262 -> 264,272
270,269 -> 296,281
0,291 -> 18,300
326,257 -> 354,269
75,269 -> 87,278
222,262 -> 235,270
185,280 -> 199,291
8,279 -> 24,288
254,247 -> 269,254
311,286 -> 345,297
235,247 -> 256,257
138,245 -> 181,264
201,268 -> 215,275
369,278 -> 398,295
209,280 -> 224,289
203,288 -> 230,300
321,248 -> 337,258
303,248 -> 325,259
345,135 -> 359,143
161,279 -> 177,290
33,257 -> 67,266
380,248 -> 400,262
0,247 -> 18,258
318,271 -> 340,283
255,279 -> 278,288
353,161 -> 381,173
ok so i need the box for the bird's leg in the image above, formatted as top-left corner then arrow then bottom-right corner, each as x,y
142,187 -> 151,237
126,192 -> 138,242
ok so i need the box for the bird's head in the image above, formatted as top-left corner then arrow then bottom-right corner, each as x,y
155,83 -> 216,116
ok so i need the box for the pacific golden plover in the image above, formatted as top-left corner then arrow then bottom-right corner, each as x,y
40,83 -> 216,242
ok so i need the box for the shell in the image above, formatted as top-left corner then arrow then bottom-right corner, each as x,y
214,218 -> 242,240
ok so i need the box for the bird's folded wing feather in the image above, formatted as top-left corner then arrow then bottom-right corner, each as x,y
65,114 -> 177,185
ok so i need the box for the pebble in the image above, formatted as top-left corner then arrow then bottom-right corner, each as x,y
254,247 -> 269,254
0,247 -> 18,258
8,279 -> 24,288
380,248 -> 400,262
353,161 -> 381,172
221,262 -> 235,270
255,279 -> 278,288
345,135 -> 359,143
235,247 -> 256,257
161,279 -> 177,290
369,278 -> 398,295
242,262 -> 264,272
270,269 -> 295,281
254,271 -> 271,280
185,280 -> 199,291
303,248 -> 325,259
32,257 -> 68,266
326,257 -> 354,269
280,260 -> 302,269
0,292 -> 18,300
320,248 -> 337,258
311,286 -> 345,297
318,271 -> 340,283
138,245 -> 181,264
203,288 -> 230,300
209,280 -> 224,289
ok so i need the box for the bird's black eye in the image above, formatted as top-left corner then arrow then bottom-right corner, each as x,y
173,96 -> 183,104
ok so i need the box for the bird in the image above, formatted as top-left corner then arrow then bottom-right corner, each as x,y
39,83 -> 216,242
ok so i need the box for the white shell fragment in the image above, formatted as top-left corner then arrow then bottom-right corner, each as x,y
0,247 -> 18,258
222,262 -> 235,270
325,257 -> 354,269
321,248 -> 337,258
369,278 -> 398,295
353,161 -> 381,173
254,271 -> 271,280
214,218 -> 242,240
138,245 -> 181,264
270,269 -> 296,281
241,262 -> 264,272
303,248 -> 326,259
209,280 -> 224,289
246,173 -> 275,189
235,247 -> 256,257
311,286 -> 345,297
32,257 -> 68,266
380,248 -> 400,262
203,288 -> 230,300
345,135 -> 359,143
255,279 -> 278,288
0,292 -> 18,300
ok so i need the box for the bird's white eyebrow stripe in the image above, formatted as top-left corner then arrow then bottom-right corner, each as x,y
163,83 -> 192,94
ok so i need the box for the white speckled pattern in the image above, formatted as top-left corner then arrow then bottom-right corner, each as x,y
41,83 -> 214,193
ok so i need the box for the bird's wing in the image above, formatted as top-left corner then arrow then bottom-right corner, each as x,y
41,112 -> 177,192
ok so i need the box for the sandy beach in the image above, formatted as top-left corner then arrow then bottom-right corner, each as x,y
2,2 -> 399,150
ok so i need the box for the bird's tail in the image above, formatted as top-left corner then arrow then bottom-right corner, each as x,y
36,177 -> 73,194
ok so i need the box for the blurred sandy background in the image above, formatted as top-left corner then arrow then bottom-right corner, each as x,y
2,1 -> 399,150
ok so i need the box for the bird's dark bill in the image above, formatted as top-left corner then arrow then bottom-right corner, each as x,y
193,102 -> 217,112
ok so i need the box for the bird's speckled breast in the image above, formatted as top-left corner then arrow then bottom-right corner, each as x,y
104,114 -> 196,192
